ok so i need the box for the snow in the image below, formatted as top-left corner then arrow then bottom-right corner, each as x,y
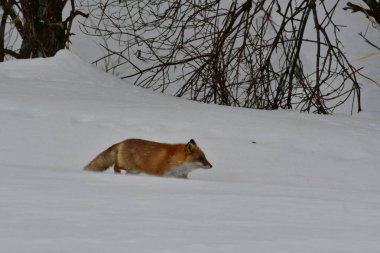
1,50 -> 380,252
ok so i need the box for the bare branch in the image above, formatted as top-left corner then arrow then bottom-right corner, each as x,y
79,0 -> 370,114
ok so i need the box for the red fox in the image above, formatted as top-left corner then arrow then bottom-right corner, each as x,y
84,138 -> 212,178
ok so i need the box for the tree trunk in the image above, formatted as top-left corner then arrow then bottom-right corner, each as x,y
19,0 -> 66,58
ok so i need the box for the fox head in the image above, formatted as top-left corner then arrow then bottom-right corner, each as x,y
185,139 -> 213,169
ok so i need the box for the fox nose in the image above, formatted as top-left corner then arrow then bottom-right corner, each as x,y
208,164 -> 213,169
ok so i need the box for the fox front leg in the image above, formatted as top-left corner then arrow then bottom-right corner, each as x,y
177,174 -> 188,179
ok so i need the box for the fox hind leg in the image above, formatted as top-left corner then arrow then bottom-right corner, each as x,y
113,166 -> 122,174
114,162 -> 140,175
113,162 -> 122,174
126,169 -> 141,174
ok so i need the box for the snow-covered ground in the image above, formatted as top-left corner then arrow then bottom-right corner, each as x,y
1,50 -> 380,252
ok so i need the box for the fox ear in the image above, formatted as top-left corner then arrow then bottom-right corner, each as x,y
186,140 -> 196,153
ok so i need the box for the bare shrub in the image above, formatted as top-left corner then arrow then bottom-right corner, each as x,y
80,0 -> 375,114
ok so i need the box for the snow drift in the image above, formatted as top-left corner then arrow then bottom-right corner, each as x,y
1,51 -> 380,252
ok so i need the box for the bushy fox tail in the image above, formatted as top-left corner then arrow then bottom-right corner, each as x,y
84,143 -> 119,172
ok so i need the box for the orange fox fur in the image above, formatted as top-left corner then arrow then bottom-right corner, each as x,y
84,138 -> 212,178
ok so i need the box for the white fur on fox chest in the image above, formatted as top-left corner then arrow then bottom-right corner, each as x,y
163,162 -> 202,178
